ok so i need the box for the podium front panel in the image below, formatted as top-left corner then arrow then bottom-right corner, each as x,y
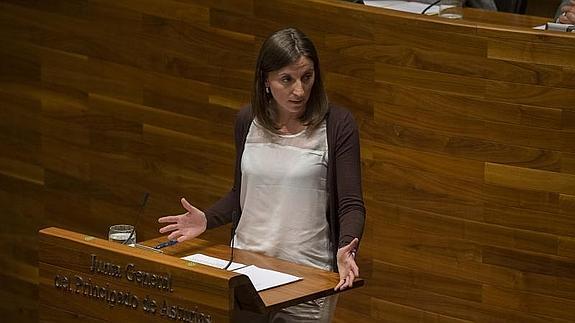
39,227 -> 249,323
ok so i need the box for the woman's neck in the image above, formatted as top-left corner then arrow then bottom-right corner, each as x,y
276,112 -> 305,135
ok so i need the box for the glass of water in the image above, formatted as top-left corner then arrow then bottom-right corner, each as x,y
108,224 -> 136,246
440,0 -> 463,19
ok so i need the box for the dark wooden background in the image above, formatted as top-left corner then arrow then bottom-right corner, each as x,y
1,0 -> 575,322
525,0 -> 562,17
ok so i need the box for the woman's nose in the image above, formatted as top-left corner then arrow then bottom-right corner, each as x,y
293,80 -> 304,96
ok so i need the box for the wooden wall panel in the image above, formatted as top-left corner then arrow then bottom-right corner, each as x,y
526,0 -> 562,18
1,0 -> 575,322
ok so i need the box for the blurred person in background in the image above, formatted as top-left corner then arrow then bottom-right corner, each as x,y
557,0 -> 575,24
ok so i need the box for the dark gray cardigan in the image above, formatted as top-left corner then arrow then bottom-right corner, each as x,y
205,105 -> 366,270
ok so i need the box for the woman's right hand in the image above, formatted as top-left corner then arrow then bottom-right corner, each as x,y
158,198 -> 207,242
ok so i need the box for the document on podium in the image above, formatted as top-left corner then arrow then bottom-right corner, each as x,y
182,253 -> 246,271
234,265 -> 302,292
364,1 -> 440,15
182,253 -> 302,291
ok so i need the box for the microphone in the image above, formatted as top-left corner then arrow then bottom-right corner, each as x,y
422,0 -> 441,14
223,210 -> 238,270
122,192 -> 150,245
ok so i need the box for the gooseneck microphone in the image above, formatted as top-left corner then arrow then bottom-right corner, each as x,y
223,211 -> 238,270
422,0 -> 441,14
123,192 -> 150,245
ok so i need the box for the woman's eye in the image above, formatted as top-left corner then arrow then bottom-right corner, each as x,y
281,77 -> 291,83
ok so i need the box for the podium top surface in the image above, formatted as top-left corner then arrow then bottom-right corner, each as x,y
141,235 -> 364,310
39,227 -> 363,316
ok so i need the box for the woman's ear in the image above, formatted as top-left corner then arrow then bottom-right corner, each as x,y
264,79 -> 271,95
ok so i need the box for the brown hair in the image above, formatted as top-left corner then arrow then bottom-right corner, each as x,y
251,27 -> 329,133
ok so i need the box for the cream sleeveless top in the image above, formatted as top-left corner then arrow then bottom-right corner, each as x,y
235,119 -> 332,270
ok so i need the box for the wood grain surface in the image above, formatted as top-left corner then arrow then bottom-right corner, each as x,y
1,0 -> 574,322
38,227 -> 360,322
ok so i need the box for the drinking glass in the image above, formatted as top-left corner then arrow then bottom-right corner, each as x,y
440,0 -> 463,19
108,224 -> 136,246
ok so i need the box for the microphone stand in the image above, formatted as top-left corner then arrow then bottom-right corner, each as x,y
422,0 -> 441,14
223,211 -> 238,270
123,192 -> 150,245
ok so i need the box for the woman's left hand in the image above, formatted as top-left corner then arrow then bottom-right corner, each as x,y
334,238 -> 360,291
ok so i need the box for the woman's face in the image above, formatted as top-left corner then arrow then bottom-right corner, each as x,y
266,56 -> 315,119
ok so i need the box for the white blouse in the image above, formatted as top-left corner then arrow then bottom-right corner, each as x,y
235,119 -> 332,270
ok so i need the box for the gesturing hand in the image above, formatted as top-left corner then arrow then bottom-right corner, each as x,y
158,198 -> 207,242
334,238 -> 360,291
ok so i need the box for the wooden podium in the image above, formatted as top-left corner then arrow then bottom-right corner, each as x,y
39,227 -> 363,322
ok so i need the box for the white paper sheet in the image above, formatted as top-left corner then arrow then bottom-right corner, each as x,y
181,253 -> 303,291
533,24 -> 546,30
544,22 -> 575,32
234,265 -> 302,292
181,253 -> 246,271
364,0 -> 440,15
532,22 -> 575,31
